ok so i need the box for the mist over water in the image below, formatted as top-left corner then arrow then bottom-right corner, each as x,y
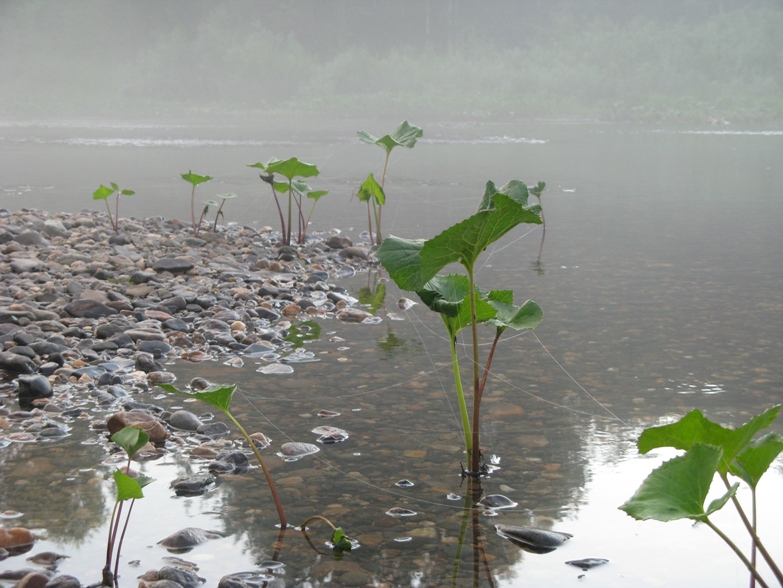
1,0 -> 782,122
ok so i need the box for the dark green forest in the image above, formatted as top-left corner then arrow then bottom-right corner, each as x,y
1,0 -> 781,122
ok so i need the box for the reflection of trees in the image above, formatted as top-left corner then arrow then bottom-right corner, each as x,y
0,436 -> 108,546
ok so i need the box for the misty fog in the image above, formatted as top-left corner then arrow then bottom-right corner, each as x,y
1,0 -> 781,123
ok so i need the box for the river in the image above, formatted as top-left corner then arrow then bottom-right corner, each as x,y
1,118 -> 782,587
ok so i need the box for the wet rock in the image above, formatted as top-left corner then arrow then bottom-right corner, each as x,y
26,551 -> 69,566
566,558 -> 609,570
208,450 -> 250,474
170,473 -> 217,496
0,527 -> 35,550
63,299 -> 117,318
339,246 -> 370,260
0,352 -> 36,374
335,308 -> 373,323
16,375 -> 53,406
277,442 -> 320,461
157,565 -> 203,588
16,572 -> 50,588
106,411 -> 167,443
494,525 -> 573,554
196,422 -> 230,439
11,258 -> 44,273
325,235 -> 352,249
44,574 -> 81,588
157,527 -> 222,552
152,258 -> 194,274
168,410 -> 203,431
477,494 -> 518,510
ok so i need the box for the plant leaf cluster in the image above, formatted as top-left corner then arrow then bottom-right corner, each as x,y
357,120 -> 422,245
103,426 -> 153,587
377,179 -> 544,474
620,406 -> 783,587
248,157 -> 327,246
93,183 -> 135,232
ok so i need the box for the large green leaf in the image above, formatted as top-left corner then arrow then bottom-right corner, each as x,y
249,157 -> 319,181
357,173 -> 386,205
113,470 -> 145,502
417,274 -> 497,339
357,120 -> 423,153
111,426 -> 150,458
619,443 -> 737,522
376,235 -> 426,292
157,383 -> 236,414
181,171 -> 213,186
488,298 -> 544,332
378,183 -> 542,292
307,190 -> 329,202
420,190 -> 541,280
638,406 -> 780,475
730,433 -> 783,489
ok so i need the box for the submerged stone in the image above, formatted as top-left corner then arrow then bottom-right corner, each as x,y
277,442 -> 320,461
157,527 -> 222,553
477,494 -> 518,510
494,525 -> 573,554
566,558 -> 609,570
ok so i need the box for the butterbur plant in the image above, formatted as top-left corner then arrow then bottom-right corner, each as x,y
93,183 -> 135,232
620,406 -> 783,588
199,193 -> 238,233
158,383 -> 287,528
377,179 -> 544,475
248,157 -> 325,246
357,120 -> 423,245
181,171 -> 213,236
103,426 -> 153,588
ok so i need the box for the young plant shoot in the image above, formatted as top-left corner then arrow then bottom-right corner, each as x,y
357,120 -> 423,245
377,179 -> 544,475
93,183 -> 135,232
103,426 -> 153,588
158,383 -> 287,528
248,157 -> 323,246
181,171 -> 213,236
620,406 -> 783,588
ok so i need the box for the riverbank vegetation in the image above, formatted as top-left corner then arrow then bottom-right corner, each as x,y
1,0 -> 781,123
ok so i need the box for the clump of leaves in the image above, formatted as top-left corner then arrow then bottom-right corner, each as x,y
103,426 -> 153,588
198,192 -> 238,233
620,406 -> 783,588
357,120 -> 422,245
248,157 -> 327,246
181,171 -> 213,236
93,183 -> 135,232
158,383 -> 287,528
377,179 -> 544,475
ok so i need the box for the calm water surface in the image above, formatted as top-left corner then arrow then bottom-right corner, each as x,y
1,119 -> 782,587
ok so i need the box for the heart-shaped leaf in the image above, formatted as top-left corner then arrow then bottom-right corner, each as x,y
93,184 -> 115,201
358,120 -> 423,153
111,426 -> 150,458
620,442 -> 735,522
357,173 -> 386,205
113,470 -> 145,502
181,171 -> 213,186
157,383 -> 236,414
730,433 -> 783,489
638,406 -> 780,475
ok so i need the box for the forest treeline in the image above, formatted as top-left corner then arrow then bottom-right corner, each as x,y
1,0 -> 781,122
